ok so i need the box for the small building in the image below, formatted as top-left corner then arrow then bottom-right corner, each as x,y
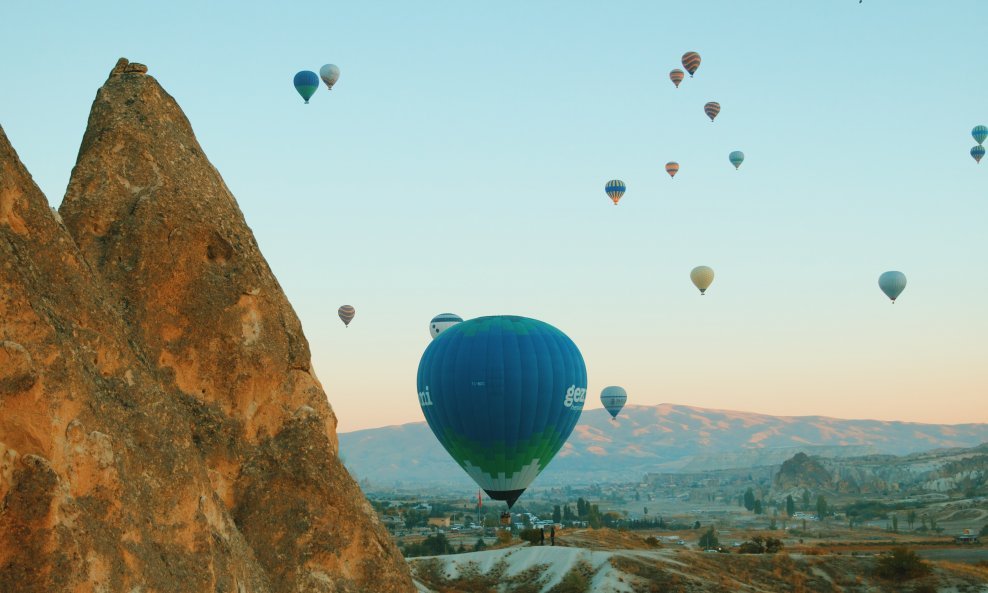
427,516 -> 451,528
955,530 -> 980,544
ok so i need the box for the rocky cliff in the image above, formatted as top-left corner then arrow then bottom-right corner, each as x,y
0,58 -> 414,593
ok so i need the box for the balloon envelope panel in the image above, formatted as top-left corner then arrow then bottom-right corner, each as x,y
416,316 -> 587,507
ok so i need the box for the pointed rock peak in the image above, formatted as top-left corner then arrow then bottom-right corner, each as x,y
1,124 -> 54,236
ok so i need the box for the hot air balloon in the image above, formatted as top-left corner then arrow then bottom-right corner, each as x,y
417,316 -> 587,508
878,271 -> 907,303
690,266 -> 715,295
670,69 -> 685,88
729,151 -> 745,170
666,162 -> 680,178
605,180 -> 626,206
600,386 -> 627,419
429,313 -> 463,339
293,70 -> 320,104
972,125 -> 987,146
681,52 -> 701,77
319,64 -> 341,90
338,305 -> 355,327
704,102 -> 721,122
973,145 -> 985,164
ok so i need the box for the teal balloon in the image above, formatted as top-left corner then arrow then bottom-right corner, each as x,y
600,386 -> 627,419
293,70 -> 319,104
878,271 -> 907,303
729,151 -> 745,170
416,316 -> 587,508
973,145 -> 986,164
972,125 -> 988,146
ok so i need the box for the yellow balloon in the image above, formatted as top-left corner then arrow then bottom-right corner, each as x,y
690,266 -> 715,295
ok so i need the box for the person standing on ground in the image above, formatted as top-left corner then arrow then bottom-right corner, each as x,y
540,526 -> 545,545
550,525 -> 555,546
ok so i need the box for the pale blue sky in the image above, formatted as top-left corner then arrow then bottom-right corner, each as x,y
2,1 -> 986,431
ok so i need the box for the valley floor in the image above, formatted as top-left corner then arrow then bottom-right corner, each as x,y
408,530 -> 988,593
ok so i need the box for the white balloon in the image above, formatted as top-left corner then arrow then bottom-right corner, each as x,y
319,64 -> 340,90
690,266 -> 715,295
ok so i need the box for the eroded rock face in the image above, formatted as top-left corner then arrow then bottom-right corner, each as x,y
0,58 -> 413,593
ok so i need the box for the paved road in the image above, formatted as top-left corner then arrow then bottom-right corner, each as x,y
917,548 -> 988,564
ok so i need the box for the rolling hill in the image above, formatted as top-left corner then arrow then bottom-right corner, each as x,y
339,404 -> 988,488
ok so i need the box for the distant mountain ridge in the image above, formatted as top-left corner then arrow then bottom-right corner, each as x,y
339,404 -> 988,488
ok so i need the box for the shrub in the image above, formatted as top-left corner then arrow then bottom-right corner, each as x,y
519,528 -> 544,545
875,547 -> 931,582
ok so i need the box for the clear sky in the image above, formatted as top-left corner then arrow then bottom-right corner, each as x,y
2,1 -> 986,432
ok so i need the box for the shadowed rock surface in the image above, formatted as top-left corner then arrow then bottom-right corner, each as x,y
1,58 -> 414,592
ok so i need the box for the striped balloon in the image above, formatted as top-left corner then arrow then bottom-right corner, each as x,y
704,102 -> 721,122
681,52 -> 701,77
878,271 -> 907,303
972,125 -> 987,146
338,305 -> 356,327
690,266 -> 715,295
605,179 -> 626,205
417,316 -> 587,508
973,145 -> 985,164
600,386 -> 628,419
666,162 -> 680,178
729,151 -> 745,170
669,69 -> 685,88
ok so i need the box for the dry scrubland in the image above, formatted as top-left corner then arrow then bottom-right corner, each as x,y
409,529 -> 988,593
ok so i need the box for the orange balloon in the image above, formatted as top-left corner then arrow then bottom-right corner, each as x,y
665,162 -> 680,178
669,69 -> 685,88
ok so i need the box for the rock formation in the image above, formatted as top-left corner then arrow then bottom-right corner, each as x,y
0,58 -> 414,593
774,452 -> 834,491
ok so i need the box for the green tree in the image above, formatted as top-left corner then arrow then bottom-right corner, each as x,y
816,495 -> 828,521
802,490 -> 811,511
743,488 -> 756,511
577,498 -> 587,519
588,504 -> 603,529
907,510 -> 917,530
699,527 -> 719,550
785,495 -> 795,517
474,537 -> 487,552
553,505 -> 562,523
769,518 -> 777,530
563,505 -> 574,521
875,547 -> 931,582
643,506 -> 648,516
753,499 -> 763,515
891,514 -> 899,533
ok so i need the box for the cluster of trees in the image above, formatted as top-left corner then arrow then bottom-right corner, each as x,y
401,533 -> 489,558
737,536 -> 784,554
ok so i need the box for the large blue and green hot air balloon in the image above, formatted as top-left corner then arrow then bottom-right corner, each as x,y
972,125 -> 987,146
600,386 -> 627,419
417,316 -> 587,508
293,70 -> 320,104
878,271 -> 907,303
